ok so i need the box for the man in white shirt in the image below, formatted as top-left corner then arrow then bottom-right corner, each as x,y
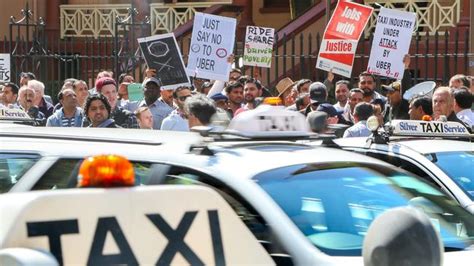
453,88 -> 473,128
333,80 -> 351,121
343,102 -> 373,138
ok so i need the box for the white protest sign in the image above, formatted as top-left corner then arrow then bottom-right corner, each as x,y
0,54 -> 11,82
243,26 -> 274,68
187,13 -> 236,81
367,8 -> 416,79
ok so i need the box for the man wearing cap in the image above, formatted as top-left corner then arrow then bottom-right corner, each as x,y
382,81 -> 409,121
92,77 -> 137,128
303,82 -> 328,115
317,103 -> 341,125
316,103 -> 352,126
276,78 -> 297,107
210,93 -> 229,111
137,77 -> 174,129
46,88 -> 83,127
343,102 -> 373,138
161,86 -> 191,131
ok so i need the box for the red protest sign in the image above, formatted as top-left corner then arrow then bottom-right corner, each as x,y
316,1 -> 373,78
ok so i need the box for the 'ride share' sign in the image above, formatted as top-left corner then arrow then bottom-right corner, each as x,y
367,8 -> 416,79
316,1 -> 373,78
186,13 -> 236,82
243,26 -> 275,68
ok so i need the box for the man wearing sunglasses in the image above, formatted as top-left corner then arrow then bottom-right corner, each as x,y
160,86 -> 192,131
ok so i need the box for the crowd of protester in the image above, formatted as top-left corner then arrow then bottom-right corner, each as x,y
1,57 -> 473,137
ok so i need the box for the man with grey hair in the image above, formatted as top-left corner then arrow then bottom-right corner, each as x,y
28,79 -> 54,118
184,94 -> 217,128
432,87 -> 463,122
18,85 -> 46,125
306,111 -> 328,134
343,102 -> 373,138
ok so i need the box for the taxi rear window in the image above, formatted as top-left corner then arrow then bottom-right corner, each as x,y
0,153 -> 40,193
32,159 -> 154,190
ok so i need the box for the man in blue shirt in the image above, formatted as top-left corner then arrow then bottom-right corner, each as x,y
138,77 -> 174,129
343,102 -> 374,138
46,88 -> 83,127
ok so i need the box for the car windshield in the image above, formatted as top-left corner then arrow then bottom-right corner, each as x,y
254,162 -> 474,256
0,153 -> 40,193
427,151 -> 474,200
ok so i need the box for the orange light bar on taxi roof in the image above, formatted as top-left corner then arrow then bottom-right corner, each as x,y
422,115 -> 432,121
263,97 -> 283,106
78,155 -> 135,187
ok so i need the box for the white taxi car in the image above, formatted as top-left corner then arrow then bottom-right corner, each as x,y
1,122 -> 473,265
332,119 -> 474,214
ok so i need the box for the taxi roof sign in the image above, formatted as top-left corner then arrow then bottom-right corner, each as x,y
0,108 -> 32,121
228,105 -> 311,138
389,120 -> 471,138
0,186 -> 274,265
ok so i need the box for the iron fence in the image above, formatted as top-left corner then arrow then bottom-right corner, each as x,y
1,5 -> 471,100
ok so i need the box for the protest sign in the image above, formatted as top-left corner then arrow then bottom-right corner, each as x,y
0,54 -> 11,82
243,26 -> 275,68
138,33 -> 190,90
367,8 -> 416,79
127,83 -> 144,102
186,12 -> 236,81
316,1 -> 373,78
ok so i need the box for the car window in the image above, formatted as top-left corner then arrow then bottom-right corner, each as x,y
0,153 -> 40,193
32,159 -> 154,190
161,166 -> 292,258
254,162 -> 474,256
365,151 -> 441,188
428,151 -> 474,200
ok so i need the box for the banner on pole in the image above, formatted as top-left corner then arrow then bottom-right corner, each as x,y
316,1 -> 373,78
